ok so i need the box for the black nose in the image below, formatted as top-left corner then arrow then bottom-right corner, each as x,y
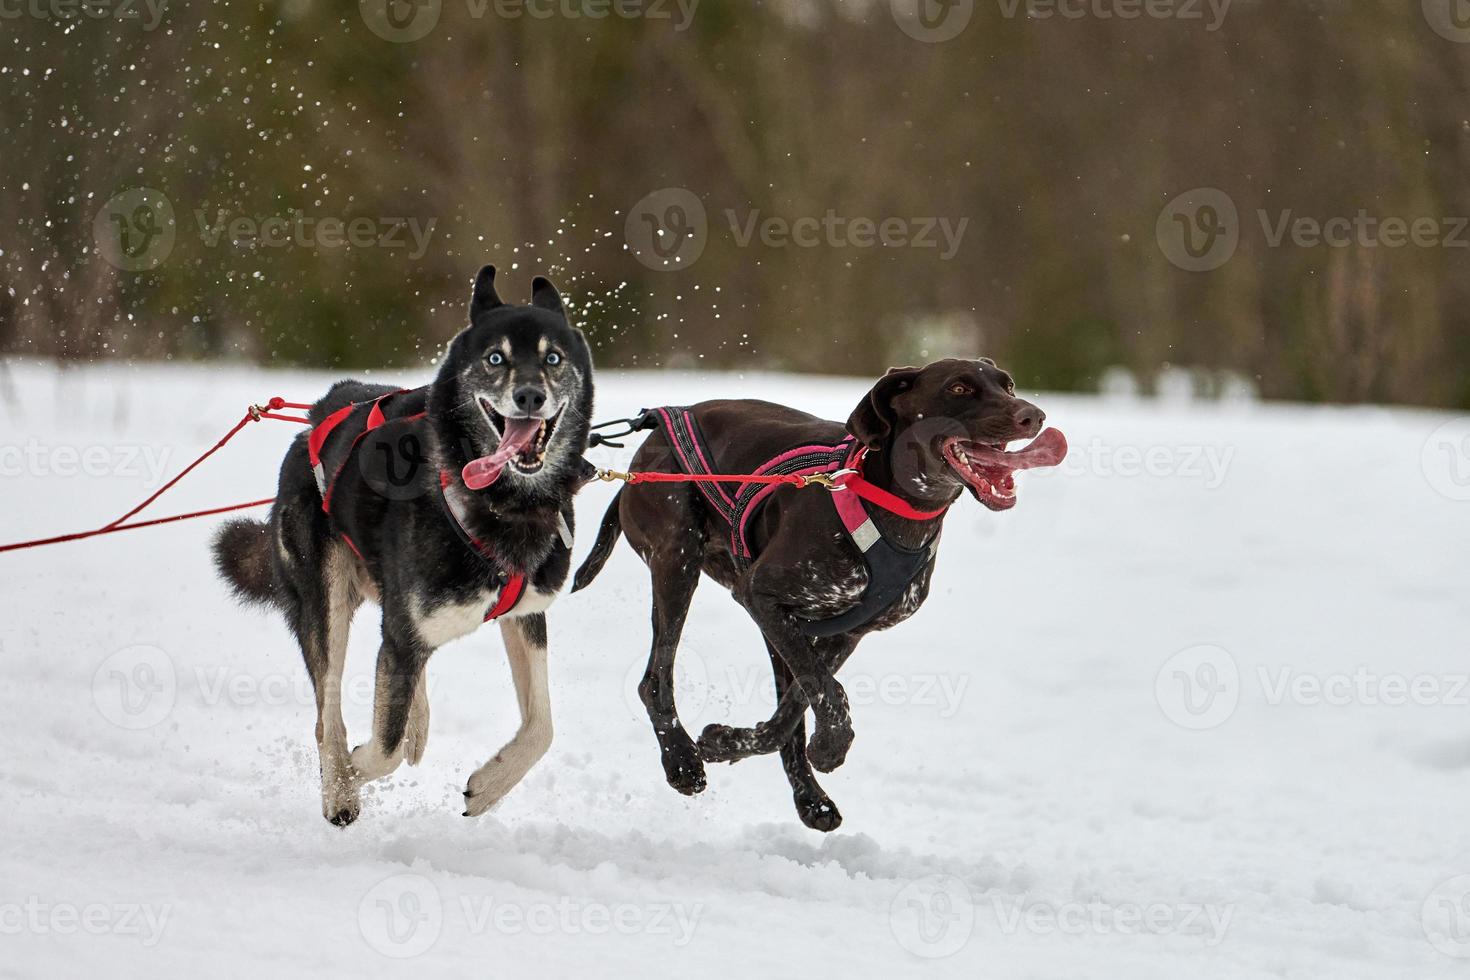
1012,400 -> 1045,437
513,385 -> 547,414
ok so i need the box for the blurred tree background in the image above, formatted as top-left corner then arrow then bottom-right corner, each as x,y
2,0 -> 1469,407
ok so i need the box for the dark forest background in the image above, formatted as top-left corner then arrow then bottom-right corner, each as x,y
3,0 -> 1469,407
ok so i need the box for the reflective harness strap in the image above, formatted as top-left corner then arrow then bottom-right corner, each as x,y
307,390 -> 410,510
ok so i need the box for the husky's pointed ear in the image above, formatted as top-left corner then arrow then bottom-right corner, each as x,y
470,265 -> 502,319
531,275 -> 564,315
847,366 -> 922,451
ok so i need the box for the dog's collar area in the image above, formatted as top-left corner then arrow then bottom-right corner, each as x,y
830,448 -> 950,522
437,470 -> 528,621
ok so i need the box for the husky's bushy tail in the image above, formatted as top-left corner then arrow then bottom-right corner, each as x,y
213,517 -> 276,605
571,489 -> 623,593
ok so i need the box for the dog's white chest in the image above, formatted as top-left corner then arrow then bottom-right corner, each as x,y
411,584 -> 558,647
413,595 -> 494,648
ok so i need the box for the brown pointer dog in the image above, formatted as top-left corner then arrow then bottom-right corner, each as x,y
573,358 -> 1066,831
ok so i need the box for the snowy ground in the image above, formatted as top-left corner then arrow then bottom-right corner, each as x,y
2,360 -> 1470,978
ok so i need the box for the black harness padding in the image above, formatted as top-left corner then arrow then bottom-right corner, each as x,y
796,533 -> 938,637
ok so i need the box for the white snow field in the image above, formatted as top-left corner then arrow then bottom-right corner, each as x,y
3,360 -> 1470,979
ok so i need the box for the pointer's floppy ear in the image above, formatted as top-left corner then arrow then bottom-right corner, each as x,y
847,366 -> 923,451
469,265 -> 502,319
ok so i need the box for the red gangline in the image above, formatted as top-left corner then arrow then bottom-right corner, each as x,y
0,398 -> 311,555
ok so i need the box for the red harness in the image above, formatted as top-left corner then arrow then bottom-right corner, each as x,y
307,390 -> 526,623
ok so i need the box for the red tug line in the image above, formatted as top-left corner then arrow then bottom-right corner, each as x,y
0,397 -> 904,556
0,398 -> 313,555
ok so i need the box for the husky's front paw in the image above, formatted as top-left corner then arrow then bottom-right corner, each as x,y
462,726 -> 552,817
321,775 -> 361,827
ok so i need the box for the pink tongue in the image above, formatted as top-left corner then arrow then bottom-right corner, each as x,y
461,417 -> 543,490
968,427 -> 1068,471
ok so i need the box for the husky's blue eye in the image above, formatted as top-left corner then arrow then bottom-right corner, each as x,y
545,352 -> 561,366
487,352 -> 504,366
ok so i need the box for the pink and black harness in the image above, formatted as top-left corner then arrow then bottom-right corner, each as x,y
643,407 -> 946,637
307,387 -> 526,622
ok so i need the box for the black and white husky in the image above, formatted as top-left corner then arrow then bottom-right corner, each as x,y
212,265 -> 594,826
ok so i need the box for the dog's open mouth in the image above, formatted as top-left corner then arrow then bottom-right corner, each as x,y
941,427 -> 1068,511
462,400 -> 561,489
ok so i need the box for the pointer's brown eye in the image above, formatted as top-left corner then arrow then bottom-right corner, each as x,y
949,383 -> 972,396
